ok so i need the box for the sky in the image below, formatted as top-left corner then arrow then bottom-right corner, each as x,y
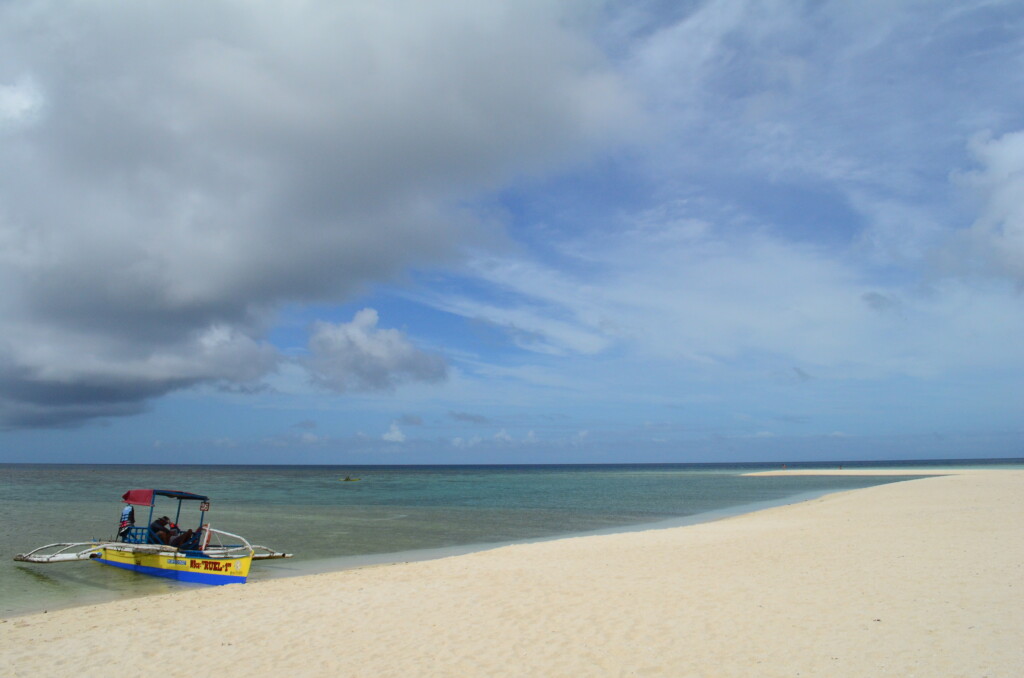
1,0 -> 1022,464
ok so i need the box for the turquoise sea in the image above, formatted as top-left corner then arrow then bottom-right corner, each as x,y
2,459 -> 1020,617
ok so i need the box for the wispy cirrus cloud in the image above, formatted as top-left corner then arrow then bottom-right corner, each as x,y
412,0 -> 1024,389
426,189 -> 1024,381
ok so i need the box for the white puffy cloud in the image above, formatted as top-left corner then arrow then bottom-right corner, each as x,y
305,309 -> 446,392
0,77 -> 41,126
954,130 -> 1024,281
381,422 -> 406,443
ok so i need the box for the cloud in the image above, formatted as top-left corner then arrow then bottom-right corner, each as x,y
626,0 -> 1024,263
305,309 -> 447,392
861,292 -> 900,314
449,410 -> 490,424
952,130 -> 1024,281
381,422 -> 405,443
0,76 -> 41,126
406,1 -> 1024,383
0,324 -> 278,429
429,195 -> 1024,381
415,258 -> 613,355
0,0 -> 633,428
396,414 -> 424,426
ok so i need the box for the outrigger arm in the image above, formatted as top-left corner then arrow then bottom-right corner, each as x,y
15,537 -> 292,564
250,547 -> 292,560
14,542 -> 107,564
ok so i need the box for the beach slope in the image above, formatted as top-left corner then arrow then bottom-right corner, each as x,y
2,470 -> 1022,677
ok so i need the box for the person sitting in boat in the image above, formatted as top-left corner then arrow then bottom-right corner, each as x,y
148,516 -> 172,544
170,526 -> 198,548
149,517 -> 200,548
175,527 -> 204,551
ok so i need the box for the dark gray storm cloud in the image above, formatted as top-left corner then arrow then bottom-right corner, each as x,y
0,1 -> 632,427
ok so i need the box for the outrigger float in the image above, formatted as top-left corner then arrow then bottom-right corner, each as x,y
14,489 -> 292,585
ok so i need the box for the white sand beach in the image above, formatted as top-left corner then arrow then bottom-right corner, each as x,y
2,470 -> 1022,677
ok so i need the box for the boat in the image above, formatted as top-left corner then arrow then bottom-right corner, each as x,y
13,488 -> 292,585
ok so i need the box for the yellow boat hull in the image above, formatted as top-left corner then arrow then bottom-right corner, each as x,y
96,545 -> 252,584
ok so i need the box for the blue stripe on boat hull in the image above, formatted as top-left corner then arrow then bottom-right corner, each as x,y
95,558 -> 247,585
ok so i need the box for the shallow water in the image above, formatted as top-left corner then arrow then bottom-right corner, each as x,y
2,459 -> 1019,616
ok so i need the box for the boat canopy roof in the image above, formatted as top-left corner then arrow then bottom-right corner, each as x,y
121,489 -> 209,506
